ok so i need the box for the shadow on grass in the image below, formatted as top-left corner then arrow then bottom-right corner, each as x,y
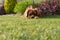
40,15 -> 60,18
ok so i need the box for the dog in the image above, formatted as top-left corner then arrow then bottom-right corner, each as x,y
22,6 -> 41,19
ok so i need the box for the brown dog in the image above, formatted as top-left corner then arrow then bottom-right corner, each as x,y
22,6 -> 41,19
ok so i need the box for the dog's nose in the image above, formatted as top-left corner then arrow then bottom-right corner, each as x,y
32,16 -> 34,18
31,15 -> 34,18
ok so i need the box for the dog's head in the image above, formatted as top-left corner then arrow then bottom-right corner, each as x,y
27,8 -> 41,18
23,6 -> 41,18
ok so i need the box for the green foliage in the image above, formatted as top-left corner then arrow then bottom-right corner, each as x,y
58,0 -> 60,6
4,0 -> 17,13
14,0 -> 38,15
0,15 -> 60,40
14,1 -> 28,14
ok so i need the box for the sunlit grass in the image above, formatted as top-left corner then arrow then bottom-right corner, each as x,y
0,15 -> 60,40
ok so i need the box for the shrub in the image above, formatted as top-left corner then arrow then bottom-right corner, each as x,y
58,0 -> 60,6
4,0 -> 17,14
0,5 -> 6,15
14,1 -> 28,15
38,0 -> 59,16
14,0 -> 39,15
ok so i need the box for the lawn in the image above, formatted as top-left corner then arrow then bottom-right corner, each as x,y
0,15 -> 60,40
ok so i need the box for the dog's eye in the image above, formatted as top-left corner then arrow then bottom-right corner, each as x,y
29,14 -> 32,15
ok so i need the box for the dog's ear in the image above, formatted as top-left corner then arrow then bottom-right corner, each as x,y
34,8 -> 42,17
23,8 -> 30,18
23,6 -> 34,18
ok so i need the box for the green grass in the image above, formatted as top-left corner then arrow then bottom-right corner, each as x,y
0,15 -> 60,40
